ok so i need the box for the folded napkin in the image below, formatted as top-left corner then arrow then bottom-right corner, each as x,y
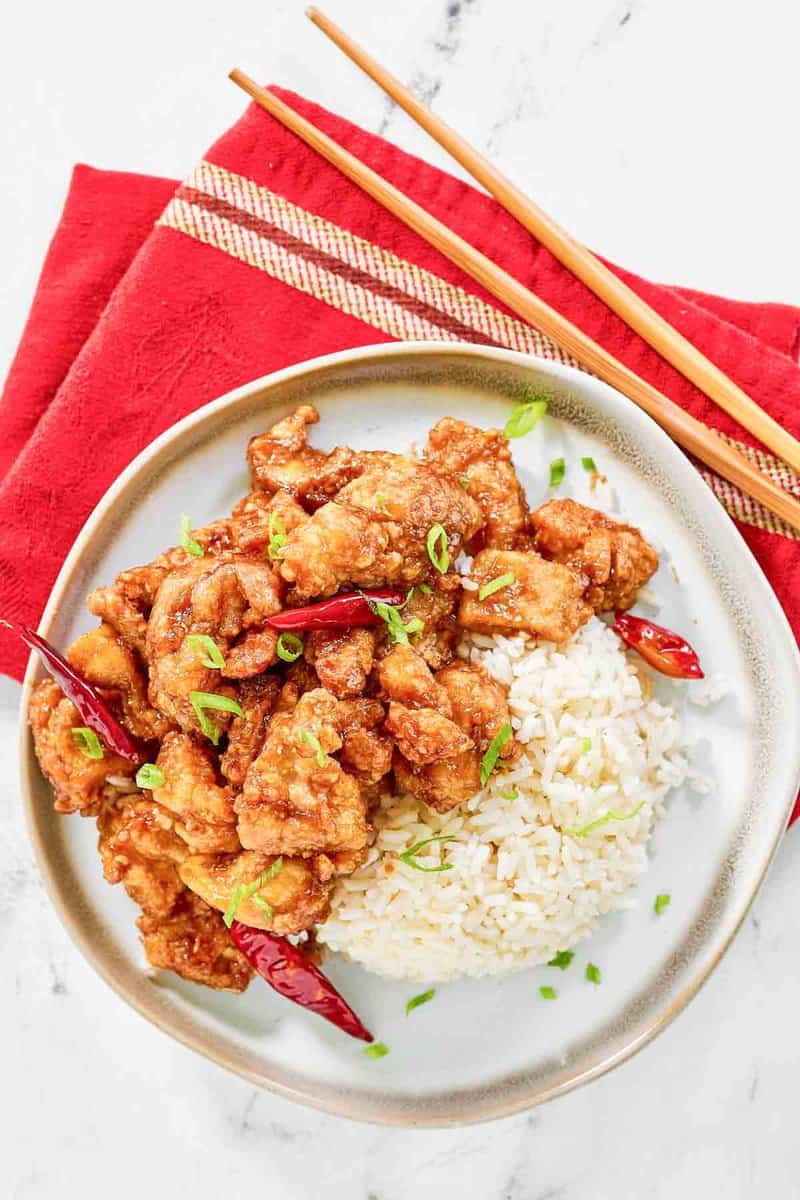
2,88 -> 799,813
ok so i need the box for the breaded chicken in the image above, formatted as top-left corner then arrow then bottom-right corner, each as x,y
236,688 -> 368,857
305,627 -> 375,699
376,643 -> 452,712
530,498 -> 658,611
278,456 -> 484,598
137,892 -> 252,992
153,732 -> 240,854
458,548 -> 592,643
98,798 -> 186,918
425,417 -> 528,548
384,703 -> 473,765
67,623 -> 169,741
335,698 -> 393,786
247,405 -> 364,506
390,575 -> 461,670
179,849 -> 332,935
220,674 -> 281,789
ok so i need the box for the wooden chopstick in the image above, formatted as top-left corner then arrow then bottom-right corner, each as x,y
228,69 -> 800,534
306,6 -> 800,479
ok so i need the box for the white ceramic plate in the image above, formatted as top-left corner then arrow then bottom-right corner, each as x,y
19,343 -> 800,1126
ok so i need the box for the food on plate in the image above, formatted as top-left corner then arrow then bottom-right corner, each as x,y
21,402 -> 704,1035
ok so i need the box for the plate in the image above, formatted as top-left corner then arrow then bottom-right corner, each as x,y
18,342 -> 800,1126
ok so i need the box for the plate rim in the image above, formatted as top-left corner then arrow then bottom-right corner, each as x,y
17,340 -> 800,1126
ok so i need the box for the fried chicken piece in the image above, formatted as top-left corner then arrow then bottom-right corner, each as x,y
336,698 -> 393,785
425,417 -> 528,548
152,732 -> 240,854
28,679 -> 134,814
87,553 -> 189,657
305,628 -> 375,699
137,892 -> 252,992
67,624 -> 169,741
278,455 -> 484,598
376,643 -> 452,711
225,488 -> 310,560
384,703 -> 473,765
247,405 -> 364,506
312,846 -> 369,882
394,752 -> 481,814
389,575 -> 462,670
458,548 -> 592,643
530,498 -> 658,611
220,674 -> 281,788
179,850 -> 332,935
223,628 -> 279,678
275,659 -> 320,713
236,688 -> 368,857
436,661 -> 518,760
146,555 -> 280,732
98,798 -> 186,918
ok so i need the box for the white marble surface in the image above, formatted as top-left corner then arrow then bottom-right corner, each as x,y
2,0 -> 800,1194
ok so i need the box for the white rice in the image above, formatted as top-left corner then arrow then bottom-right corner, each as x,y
316,617 -> 695,981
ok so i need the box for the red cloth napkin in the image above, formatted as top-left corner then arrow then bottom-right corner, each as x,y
2,88 -> 799,820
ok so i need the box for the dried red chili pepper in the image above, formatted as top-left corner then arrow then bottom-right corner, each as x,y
229,921 -> 373,1043
612,612 -> 704,680
267,587 -> 406,631
2,619 -> 144,760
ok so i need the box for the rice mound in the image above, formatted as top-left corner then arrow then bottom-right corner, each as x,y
316,618 -> 694,981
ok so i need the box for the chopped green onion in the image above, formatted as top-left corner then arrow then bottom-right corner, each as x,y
251,895 -> 274,916
185,634 -> 225,670
458,476 -> 470,491
403,617 -> 425,636
370,600 -> 423,646
580,737 -> 592,754
426,524 -> 450,574
364,1042 -> 390,1059
135,763 -> 164,790
539,985 -> 557,1000
180,514 -> 203,557
268,510 -> 287,561
581,456 -> 598,473
406,988 -> 436,1016
189,690 -> 244,745
585,963 -> 601,985
276,632 -> 304,663
71,727 -> 104,760
480,723 -> 513,786
504,398 -> 548,440
654,893 -> 671,916
478,572 -> 515,602
500,786 -> 519,800
564,801 -> 644,838
418,583 -> 432,596
399,834 -> 455,873
299,729 -> 327,767
375,492 -> 389,514
223,858 -> 284,928
547,950 -> 574,970
549,458 -> 566,488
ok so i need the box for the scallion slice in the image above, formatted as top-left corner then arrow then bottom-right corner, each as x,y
500,786 -> 519,800
478,572 -> 515,602
180,514 -> 203,557
299,729 -> 327,767
585,963 -> 602,985
426,524 -> 450,574
539,985 -> 557,1000
549,458 -> 566,488
268,510 -> 287,562
564,801 -> 644,838
375,492 -> 389,514
405,988 -> 435,1016
399,834 -> 455,873
276,632 -> 304,663
223,858 -> 284,928
654,893 -> 671,916
547,950 -> 574,970
185,634 -> 225,670
480,723 -> 513,786
189,690 -> 244,745
504,398 -> 548,439
581,456 -> 597,473
364,1042 -> 390,1059
580,737 -> 592,754
418,583 -> 432,596
71,727 -> 104,760
135,763 -> 164,790
370,600 -> 423,646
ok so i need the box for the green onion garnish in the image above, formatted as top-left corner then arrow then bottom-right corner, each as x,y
364,1042 -> 390,1059
478,572 -> 515,602
371,600 -> 423,646
564,801 -> 644,838
185,634 -> 225,670
480,723 -> 513,786
654,893 -> 671,916
375,492 -> 389,514
406,988 -> 436,1016
504,398 -> 548,440
180,514 -> 203,557
135,763 -> 164,790
426,524 -> 450,574
276,632 -> 304,663
223,858 -> 284,928
268,510 -> 287,561
549,458 -> 566,488
299,729 -> 327,767
539,985 -> 557,1000
581,456 -> 597,473
580,737 -> 592,754
71,727 -> 104,760
399,834 -> 455,873
418,583 -> 432,596
547,950 -> 574,970
189,691 -> 244,745
500,786 -> 519,800
458,476 -> 470,491
585,963 -> 601,985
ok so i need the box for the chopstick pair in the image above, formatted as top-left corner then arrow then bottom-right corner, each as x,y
229,15 -> 800,534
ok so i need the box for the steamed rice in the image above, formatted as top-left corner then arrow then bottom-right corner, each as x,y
316,617 -> 695,981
